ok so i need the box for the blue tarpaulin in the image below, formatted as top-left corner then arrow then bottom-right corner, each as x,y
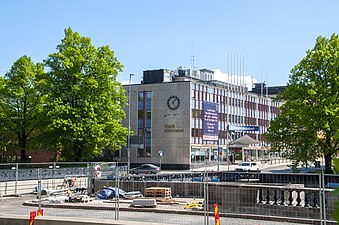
96,187 -> 126,199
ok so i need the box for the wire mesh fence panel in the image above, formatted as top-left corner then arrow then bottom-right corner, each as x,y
1,163 -> 339,224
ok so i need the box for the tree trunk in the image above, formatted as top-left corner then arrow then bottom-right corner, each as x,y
75,144 -> 83,161
19,138 -> 27,162
324,152 -> 333,174
20,148 -> 27,162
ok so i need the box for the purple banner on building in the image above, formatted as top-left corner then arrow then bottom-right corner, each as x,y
203,101 -> 218,141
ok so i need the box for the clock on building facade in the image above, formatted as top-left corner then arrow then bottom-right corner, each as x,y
167,95 -> 180,110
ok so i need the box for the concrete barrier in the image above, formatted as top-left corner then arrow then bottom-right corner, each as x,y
0,214 -> 173,225
0,214 -> 28,225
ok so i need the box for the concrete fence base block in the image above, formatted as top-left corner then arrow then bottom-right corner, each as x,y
130,198 -> 157,208
0,214 -> 173,225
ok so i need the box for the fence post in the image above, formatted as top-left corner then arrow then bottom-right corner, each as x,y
322,173 -> 326,224
86,162 -> 91,194
15,163 -> 18,195
319,174 -> 323,224
0,182 -> 3,202
53,162 -> 56,189
115,165 -> 120,220
204,165 -> 209,225
38,168 -> 42,210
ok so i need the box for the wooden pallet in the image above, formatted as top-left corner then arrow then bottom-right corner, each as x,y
144,187 -> 171,198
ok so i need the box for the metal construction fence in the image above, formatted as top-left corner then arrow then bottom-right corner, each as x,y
0,162 -> 338,225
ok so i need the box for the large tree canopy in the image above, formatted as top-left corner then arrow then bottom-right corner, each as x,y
44,27 -> 128,161
266,34 -> 339,174
0,56 -> 46,162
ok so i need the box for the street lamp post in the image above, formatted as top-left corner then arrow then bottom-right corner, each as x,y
127,73 -> 135,174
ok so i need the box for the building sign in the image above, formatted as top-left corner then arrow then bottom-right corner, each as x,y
164,124 -> 184,132
228,125 -> 259,132
203,102 -> 218,141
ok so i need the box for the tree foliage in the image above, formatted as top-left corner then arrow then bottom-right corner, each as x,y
44,27 -> 128,161
0,56 -> 46,162
266,34 -> 339,174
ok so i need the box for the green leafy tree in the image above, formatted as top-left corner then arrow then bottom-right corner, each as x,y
333,131 -> 339,222
44,27 -> 128,161
0,56 -> 46,162
266,34 -> 339,174
0,76 -> 8,162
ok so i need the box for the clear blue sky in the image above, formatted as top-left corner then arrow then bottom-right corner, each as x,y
1,0 -> 338,86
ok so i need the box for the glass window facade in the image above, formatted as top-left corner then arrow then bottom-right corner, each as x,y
190,82 -> 280,146
137,91 -> 152,157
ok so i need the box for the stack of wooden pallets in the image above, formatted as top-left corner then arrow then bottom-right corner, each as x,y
144,187 -> 171,198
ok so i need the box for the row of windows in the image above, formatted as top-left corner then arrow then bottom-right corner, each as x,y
191,129 -> 243,139
190,130 -> 267,144
192,83 -> 246,98
192,110 -> 270,127
137,91 -> 152,158
191,118 -> 269,130
191,83 -> 280,108
192,98 -> 278,113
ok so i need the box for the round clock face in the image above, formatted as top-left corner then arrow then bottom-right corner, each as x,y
167,95 -> 180,110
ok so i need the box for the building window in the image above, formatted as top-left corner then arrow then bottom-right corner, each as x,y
137,91 -> 152,157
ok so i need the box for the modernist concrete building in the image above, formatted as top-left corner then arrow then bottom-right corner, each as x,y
122,68 -> 282,170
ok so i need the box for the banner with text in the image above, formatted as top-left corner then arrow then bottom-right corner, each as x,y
203,102 -> 218,141
228,125 -> 259,132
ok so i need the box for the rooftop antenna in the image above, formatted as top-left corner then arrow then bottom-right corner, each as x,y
266,68 -> 269,98
227,51 -> 230,84
230,51 -> 233,85
191,46 -> 194,77
232,52 -> 236,86
261,66 -> 263,97
242,55 -> 245,90
237,53 -> 240,92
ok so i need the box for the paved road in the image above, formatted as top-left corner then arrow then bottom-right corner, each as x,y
0,195 -> 309,225
184,159 -> 291,173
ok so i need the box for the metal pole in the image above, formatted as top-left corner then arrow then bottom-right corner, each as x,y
227,126 -> 230,171
204,160 -> 207,225
86,162 -> 91,195
15,163 -> 18,195
204,159 -> 210,225
217,102 -> 220,172
38,168 -> 41,210
53,162 -> 56,189
127,73 -> 135,174
217,141 -> 220,171
114,165 -> 120,220
227,147 -> 230,171
0,182 -> 3,202
117,166 -> 120,220
322,173 -> 326,225
319,174 -> 323,224
206,170 -> 209,225
115,165 -> 118,220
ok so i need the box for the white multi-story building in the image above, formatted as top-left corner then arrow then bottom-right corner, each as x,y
122,68 -> 282,170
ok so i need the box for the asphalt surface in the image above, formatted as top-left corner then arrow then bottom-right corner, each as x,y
0,160 -> 321,225
186,159 -> 292,173
0,194 -> 311,225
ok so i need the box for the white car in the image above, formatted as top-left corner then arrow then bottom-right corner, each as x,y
235,162 -> 261,172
